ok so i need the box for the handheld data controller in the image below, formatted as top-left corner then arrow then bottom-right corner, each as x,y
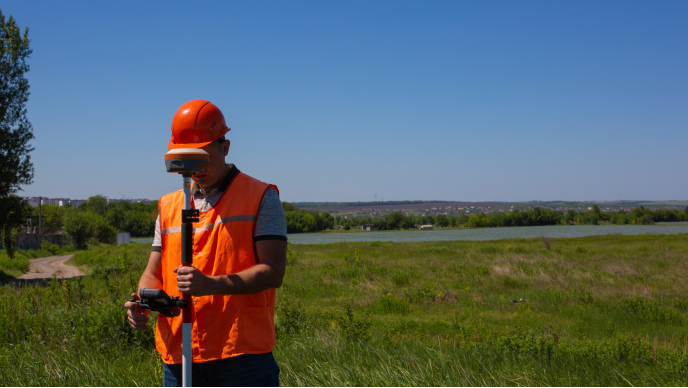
131,288 -> 188,318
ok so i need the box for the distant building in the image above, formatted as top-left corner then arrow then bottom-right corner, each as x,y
117,232 -> 131,246
14,225 -> 69,250
70,199 -> 87,207
420,225 -> 434,230
108,198 -> 151,204
361,224 -> 374,231
21,197 -> 87,208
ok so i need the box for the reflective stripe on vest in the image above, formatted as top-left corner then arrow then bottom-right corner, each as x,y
155,172 -> 278,364
160,215 -> 256,235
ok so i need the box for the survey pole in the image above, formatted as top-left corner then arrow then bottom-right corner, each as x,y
164,148 -> 209,388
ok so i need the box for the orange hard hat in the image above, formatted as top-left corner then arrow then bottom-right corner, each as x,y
168,100 -> 231,150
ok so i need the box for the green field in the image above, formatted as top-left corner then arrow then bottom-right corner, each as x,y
1,235 -> 687,386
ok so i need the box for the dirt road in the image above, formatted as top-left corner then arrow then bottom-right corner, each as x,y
17,254 -> 85,280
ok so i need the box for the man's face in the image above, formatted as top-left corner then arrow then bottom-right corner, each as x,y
191,139 -> 230,191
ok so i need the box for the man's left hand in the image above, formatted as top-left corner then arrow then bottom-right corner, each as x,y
173,266 -> 217,296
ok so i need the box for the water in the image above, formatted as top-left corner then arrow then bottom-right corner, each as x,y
131,223 -> 688,245
287,223 -> 688,244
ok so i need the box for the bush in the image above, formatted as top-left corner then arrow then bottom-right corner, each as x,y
96,220 -> 117,245
41,240 -> 59,255
337,303 -> 372,341
64,211 -> 95,249
276,299 -> 308,337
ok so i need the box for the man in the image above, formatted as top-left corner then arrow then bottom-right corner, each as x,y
124,100 -> 287,387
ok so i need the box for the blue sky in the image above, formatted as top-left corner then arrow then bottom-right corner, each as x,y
6,1 -> 688,202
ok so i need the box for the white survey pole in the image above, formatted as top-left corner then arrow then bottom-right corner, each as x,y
182,175 -> 192,387
164,148 -> 208,388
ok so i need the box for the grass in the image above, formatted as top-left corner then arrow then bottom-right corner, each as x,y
277,234 -> 688,386
0,243 -> 159,386
0,235 -> 687,385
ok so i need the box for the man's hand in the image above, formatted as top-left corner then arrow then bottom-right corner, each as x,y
174,265 -> 218,296
124,293 -> 150,331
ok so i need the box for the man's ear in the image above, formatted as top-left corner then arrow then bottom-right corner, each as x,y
223,140 -> 230,156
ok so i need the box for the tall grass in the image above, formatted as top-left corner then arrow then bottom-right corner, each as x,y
0,243 -> 159,386
0,235 -> 687,385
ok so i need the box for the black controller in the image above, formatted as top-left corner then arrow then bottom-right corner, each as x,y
130,288 -> 188,318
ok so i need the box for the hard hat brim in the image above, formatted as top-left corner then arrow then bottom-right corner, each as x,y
167,138 -> 215,150
167,127 -> 230,150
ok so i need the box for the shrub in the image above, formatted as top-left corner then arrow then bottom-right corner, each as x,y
276,299 -> 308,337
344,247 -> 362,265
337,303 -> 372,341
41,240 -> 59,255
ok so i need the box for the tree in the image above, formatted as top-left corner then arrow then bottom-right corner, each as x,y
0,10 -> 32,198
64,211 -> 95,249
316,212 -> 334,231
592,204 -> 601,216
95,217 -> 117,244
387,212 -> 404,230
282,202 -> 300,212
39,204 -> 65,232
0,10 -> 33,255
565,209 -> 576,224
285,212 -> 318,233
85,195 -> 108,216
0,194 -> 30,258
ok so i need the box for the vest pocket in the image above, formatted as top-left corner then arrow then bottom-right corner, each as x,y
240,306 -> 275,352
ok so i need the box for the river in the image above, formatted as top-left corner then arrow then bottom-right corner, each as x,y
132,222 -> 688,245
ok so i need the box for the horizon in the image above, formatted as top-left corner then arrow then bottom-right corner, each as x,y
18,195 -> 688,206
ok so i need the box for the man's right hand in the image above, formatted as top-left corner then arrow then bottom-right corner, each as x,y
124,293 -> 150,331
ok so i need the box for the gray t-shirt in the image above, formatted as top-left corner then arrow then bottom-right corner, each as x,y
152,166 -> 287,251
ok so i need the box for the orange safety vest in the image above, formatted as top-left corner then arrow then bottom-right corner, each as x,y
156,171 -> 278,364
